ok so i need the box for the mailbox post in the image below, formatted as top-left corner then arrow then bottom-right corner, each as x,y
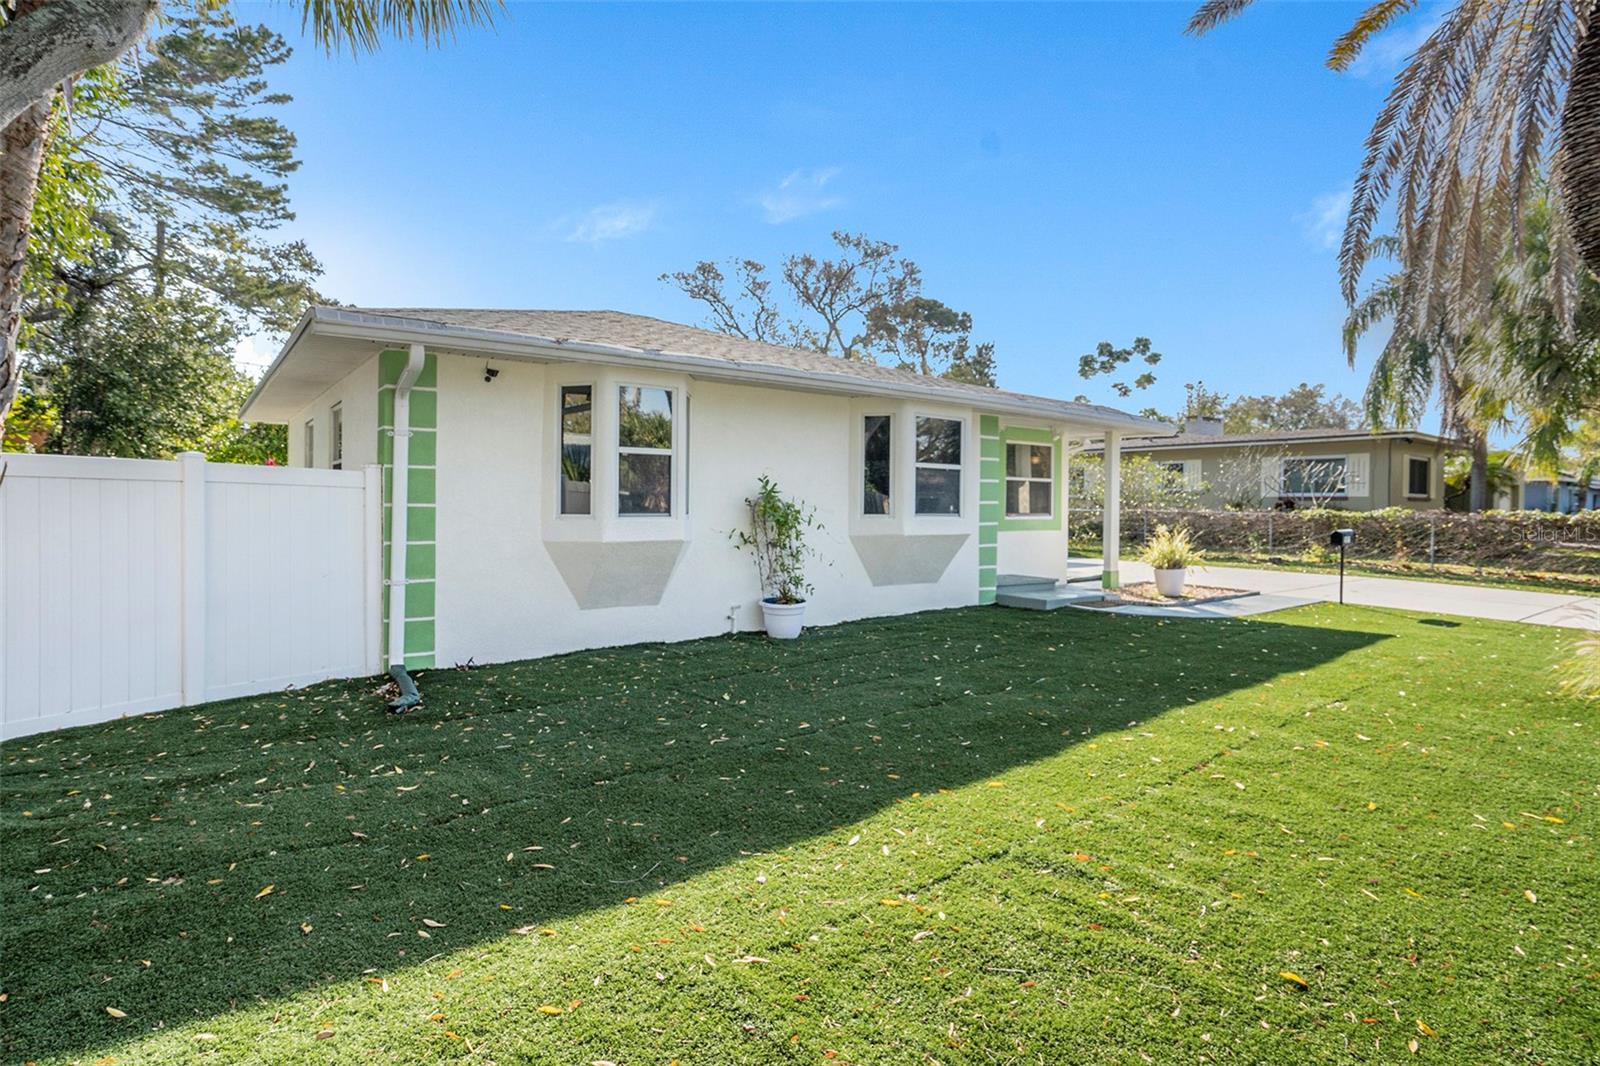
1329,528 -> 1355,604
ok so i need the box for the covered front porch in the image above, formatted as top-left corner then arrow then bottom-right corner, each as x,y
981,418 -> 1129,603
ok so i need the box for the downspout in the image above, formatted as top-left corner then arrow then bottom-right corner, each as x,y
386,343 -> 426,711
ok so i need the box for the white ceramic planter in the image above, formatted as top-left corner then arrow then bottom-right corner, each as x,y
760,598 -> 807,639
1153,568 -> 1187,598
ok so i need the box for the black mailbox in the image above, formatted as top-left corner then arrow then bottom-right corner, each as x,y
1328,528 -> 1354,548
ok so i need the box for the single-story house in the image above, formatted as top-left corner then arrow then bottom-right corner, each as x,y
242,307 -> 1163,678
1497,469 -> 1600,512
1083,418 -> 1458,511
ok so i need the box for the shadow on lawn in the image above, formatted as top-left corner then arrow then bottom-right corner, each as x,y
0,605 -> 1383,1060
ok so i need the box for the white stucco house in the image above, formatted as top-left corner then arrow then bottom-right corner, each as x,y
242,307 -> 1161,680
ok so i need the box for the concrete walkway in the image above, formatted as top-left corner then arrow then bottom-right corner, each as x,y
1061,559 -> 1599,630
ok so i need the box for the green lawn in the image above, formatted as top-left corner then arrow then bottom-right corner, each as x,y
3,605 -> 1595,1064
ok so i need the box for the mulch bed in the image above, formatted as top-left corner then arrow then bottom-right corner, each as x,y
1077,582 -> 1256,608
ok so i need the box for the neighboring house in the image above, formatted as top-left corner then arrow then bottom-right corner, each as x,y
242,307 -> 1162,673
1502,470 -> 1600,512
1085,418 -> 1458,511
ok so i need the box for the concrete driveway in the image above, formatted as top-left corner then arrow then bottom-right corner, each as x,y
1063,559 -> 1599,630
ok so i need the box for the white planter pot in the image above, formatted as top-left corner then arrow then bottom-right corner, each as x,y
760,598 -> 807,639
1153,568 -> 1187,598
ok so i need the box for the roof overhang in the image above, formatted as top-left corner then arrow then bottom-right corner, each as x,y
1083,431 -> 1465,452
242,307 -> 1170,435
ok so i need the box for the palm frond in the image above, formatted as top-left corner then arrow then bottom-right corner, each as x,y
1185,0 -> 1258,37
299,0 -> 500,54
1327,0 -> 1420,72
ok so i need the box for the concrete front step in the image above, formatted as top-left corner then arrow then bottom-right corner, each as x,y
995,573 -> 1062,592
995,585 -> 1104,611
994,573 -> 1105,611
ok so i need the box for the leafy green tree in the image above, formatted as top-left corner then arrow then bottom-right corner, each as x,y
25,9 -> 321,339
31,291 -> 281,461
0,0 -> 498,430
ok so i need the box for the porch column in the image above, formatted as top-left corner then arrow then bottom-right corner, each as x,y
1102,429 -> 1121,589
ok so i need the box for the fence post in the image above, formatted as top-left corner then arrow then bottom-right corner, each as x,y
364,464 -> 384,673
178,451 -> 207,706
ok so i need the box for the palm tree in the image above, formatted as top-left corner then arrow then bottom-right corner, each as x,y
1189,0 -> 1599,337
0,0 -> 498,430
1341,235 -> 1506,512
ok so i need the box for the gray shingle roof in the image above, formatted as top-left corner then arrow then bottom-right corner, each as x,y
332,307 -> 1156,429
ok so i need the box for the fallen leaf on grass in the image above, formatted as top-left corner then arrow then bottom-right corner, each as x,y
1279,971 -> 1308,990
733,955 -> 769,964
255,884 -> 274,899
880,898 -> 904,907
1416,1019 -> 1438,1037
105,1007 -> 128,1018
1524,890 -> 1538,904
422,918 -> 446,928
537,1005 -> 564,1015
315,1029 -> 334,1040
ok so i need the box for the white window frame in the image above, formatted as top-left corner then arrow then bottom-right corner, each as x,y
1280,454 -> 1349,498
913,414 -> 964,517
329,402 -> 343,470
862,413 -> 893,517
616,383 -> 677,518
1004,441 -> 1053,519
1405,454 -> 1431,499
557,383 -> 595,517
304,419 -> 315,469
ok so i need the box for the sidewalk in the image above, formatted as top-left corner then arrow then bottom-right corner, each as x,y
1062,560 -> 1599,630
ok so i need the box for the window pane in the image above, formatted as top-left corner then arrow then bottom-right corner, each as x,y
562,385 -> 592,437
863,415 -> 891,514
1005,480 -> 1022,514
1006,443 -> 1050,478
1408,458 -> 1429,495
916,467 -> 961,515
619,452 -> 672,514
915,417 -> 961,465
1283,458 -> 1345,495
619,386 -> 672,449
559,386 -> 592,515
1028,480 -> 1051,514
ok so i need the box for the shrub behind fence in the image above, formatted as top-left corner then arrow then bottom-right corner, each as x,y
1068,507 -> 1600,575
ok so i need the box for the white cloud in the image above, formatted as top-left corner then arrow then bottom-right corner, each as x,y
559,201 -> 657,244
758,167 -> 844,224
1298,187 -> 1351,250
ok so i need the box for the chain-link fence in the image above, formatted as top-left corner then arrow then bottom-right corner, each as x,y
1068,507 -> 1600,576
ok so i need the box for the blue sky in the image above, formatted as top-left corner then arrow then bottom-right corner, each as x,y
238,1 -> 1437,423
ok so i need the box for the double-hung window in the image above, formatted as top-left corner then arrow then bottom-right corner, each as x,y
1005,442 -> 1052,517
617,385 -> 673,515
329,403 -> 343,470
914,416 -> 962,515
559,385 -> 593,515
1407,456 -> 1431,498
862,415 -> 892,514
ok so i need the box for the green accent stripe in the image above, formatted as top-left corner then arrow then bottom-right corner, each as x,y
379,350 -> 440,665
977,416 -> 1001,599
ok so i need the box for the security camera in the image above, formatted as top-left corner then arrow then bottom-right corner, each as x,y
484,365 -> 499,383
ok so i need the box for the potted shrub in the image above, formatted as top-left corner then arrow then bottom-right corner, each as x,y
1140,523 -> 1204,597
735,475 -> 820,639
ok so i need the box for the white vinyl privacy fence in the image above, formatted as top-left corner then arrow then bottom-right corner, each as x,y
1,452 -> 382,740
